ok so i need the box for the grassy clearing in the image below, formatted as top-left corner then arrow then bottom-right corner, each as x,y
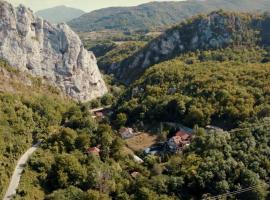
125,133 -> 158,151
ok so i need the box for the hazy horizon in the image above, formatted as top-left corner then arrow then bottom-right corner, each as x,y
7,0 -> 186,12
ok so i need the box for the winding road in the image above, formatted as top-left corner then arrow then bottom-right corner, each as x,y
3,141 -> 41,200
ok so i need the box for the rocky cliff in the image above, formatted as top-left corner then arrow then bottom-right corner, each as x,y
108,11 -> 269,84
0,1 -> 107,101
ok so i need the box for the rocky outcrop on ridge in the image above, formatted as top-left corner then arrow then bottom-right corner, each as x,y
0,1 -> 107,101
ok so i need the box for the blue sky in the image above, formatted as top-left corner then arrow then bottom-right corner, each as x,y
7,0 -> 186,12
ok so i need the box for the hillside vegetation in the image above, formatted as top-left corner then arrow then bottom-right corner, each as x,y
68,0 -> 270,32
0,60 -> 77,198
98,41 -> 146,73
104,11 -> 270,84
115,47 -> 270,129
16,115 -> 270,199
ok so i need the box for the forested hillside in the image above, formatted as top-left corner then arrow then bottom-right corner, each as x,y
103,11 -> 270,84
98,41 -> 146,73
16,113 -> 270,199
9,46 -> 270,198
0,60 -> 76,198
68,0 -> 270,32
115,47 -> 270,128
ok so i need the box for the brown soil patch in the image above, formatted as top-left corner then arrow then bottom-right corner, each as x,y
125,133 -> 158,151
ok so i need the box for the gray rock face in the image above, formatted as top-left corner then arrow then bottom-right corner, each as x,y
0,1 -> 107,101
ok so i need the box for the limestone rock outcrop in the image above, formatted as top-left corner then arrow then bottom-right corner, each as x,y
0,1 -> 107,101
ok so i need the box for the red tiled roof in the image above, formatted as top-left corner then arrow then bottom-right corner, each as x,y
95,112 -> 104,117
86,147 -> 100,154
175,131 -> 190,140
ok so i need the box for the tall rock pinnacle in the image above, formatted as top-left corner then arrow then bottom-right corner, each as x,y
0,1 -> 107,101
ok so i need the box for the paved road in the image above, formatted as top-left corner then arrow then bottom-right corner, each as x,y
3,142 -> 41,200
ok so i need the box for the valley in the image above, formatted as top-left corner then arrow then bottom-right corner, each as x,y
0,0 -> 270,200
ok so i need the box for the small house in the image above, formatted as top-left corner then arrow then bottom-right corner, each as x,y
119,127 -> 135,139
167,131 -> 191,152
167,136 -> 183,151
175,131 -> 191,140
86,147 -> 100,155
95,112 -> 105,118
131,171 -> 140,179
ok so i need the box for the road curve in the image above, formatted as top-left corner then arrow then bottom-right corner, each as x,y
3,141 -> 41,200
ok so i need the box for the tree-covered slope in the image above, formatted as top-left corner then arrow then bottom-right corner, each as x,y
0,60 -> 76,198
1,50 -> 269,200
36,5 -> 85,23
16,110 -> 270,199
114,47 -> 270,129
68,0 -> 270,32
98,41 -> 146,73
105,11 -> 270,84
11,45 -> 270,198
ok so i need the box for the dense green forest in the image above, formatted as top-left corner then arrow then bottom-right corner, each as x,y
0,60 -> 76,198
98,41 -> 146,73
16,117 -> 270,199
115,47 -> 270,129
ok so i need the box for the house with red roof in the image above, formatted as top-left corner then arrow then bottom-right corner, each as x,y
86,147 -> 101,155
167,130 -> 191,152
175,130 -> 191,140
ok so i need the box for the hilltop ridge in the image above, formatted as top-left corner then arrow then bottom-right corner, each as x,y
36,5 -> 85,23
68,0 -> 270,32
103,11 -> 270,84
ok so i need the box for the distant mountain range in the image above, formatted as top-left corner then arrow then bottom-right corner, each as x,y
36,5 -> 85,23
68,0 -> 270,32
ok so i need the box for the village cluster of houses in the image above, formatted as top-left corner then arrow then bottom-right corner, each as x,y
88,104 -> 224,179
118,126 -> 192,155
144,129 -> 192,155
85,124 -> 223,158
85,125 -> 192,180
